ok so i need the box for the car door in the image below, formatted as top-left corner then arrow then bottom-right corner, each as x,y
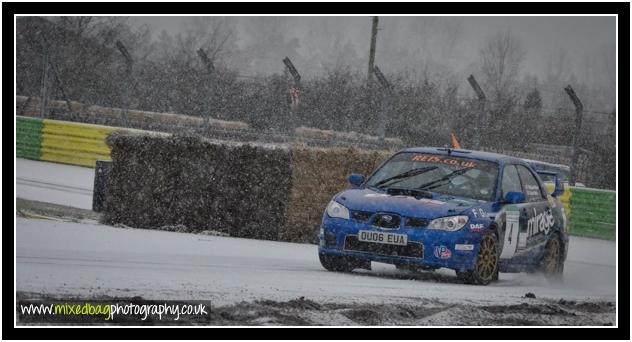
498,164 -> 531,261
514,164 -> 555,252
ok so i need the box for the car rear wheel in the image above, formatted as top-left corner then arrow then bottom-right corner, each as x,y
539,232 -> 564,282
457,233 -> 499,285
319,253 -> 361,272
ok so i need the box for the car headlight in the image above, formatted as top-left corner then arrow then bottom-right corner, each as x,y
326,201 -> 350,220
428,216 -> 469,231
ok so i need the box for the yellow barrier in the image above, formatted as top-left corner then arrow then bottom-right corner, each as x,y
40,119 -> 115,167
544,183 -> 572,218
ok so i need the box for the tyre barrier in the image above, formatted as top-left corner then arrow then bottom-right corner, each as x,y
17,116 -> 115,168
41,119 -> 115,167
544,183 -> 572,219
568,187 -> 616,240
16,116 -> 43,160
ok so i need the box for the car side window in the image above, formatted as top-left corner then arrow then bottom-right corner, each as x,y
516,165 -> 546,202
501,165 -> 522,199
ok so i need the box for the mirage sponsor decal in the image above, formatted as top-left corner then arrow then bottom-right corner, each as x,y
527,207 -> 555,237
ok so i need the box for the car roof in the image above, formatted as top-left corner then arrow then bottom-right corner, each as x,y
521,158 -> 571,170
401,147 -> 527,164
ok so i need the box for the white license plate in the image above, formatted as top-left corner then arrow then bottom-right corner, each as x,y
358,230 -> 408,246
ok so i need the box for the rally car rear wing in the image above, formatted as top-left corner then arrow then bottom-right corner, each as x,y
535,170 -> 565,197
535,170 -> 558,178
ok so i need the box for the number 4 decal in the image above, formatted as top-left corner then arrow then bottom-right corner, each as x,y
500,211 -> 520,259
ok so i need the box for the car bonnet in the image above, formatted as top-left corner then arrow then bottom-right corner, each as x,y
335,188 -> 483,219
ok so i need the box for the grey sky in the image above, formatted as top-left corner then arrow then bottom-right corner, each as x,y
129,15 -> 615,89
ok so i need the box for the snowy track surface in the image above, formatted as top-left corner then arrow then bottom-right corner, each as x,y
16,217 -> 616,308
16,159 -> 94,210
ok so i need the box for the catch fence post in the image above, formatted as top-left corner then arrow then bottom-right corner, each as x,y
467,75 -> 487,150
564,85 -> 584,186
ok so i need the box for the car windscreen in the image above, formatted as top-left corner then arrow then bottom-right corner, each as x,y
366,152 -> 499,201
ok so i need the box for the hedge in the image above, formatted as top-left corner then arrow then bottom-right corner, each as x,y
103,132 -> 292,240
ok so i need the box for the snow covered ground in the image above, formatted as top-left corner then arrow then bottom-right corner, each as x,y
16,217 -> 616,307
16,158 -> 94,210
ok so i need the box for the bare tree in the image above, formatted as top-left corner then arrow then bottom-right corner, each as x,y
180,17 -> 238,66
17,16 -> 149,107
479,30 -> 526,123
480,30 -> 525,99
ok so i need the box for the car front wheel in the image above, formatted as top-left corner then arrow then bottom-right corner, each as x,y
457,233 -> 499,285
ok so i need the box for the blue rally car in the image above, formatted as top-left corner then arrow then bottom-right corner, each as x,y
318,147 -> 569,285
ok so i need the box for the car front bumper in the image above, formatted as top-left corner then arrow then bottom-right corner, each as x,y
318,216 -> 482,271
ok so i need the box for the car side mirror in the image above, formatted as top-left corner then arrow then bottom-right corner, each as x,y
551,177 -> 565,197
347,173 -> 365,188
504,191 -> 526,204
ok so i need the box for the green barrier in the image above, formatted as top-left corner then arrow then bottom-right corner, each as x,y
569,187 -> 616,240
16,116 -> 43,160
